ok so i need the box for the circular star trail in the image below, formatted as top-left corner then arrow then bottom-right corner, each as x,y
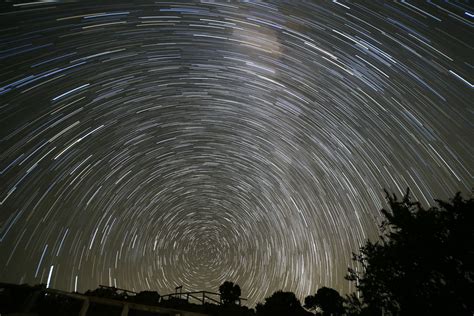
0,0 -> 472,307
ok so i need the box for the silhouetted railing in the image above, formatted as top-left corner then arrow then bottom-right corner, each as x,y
98,284 -> 137,297
160,289 -> 247,306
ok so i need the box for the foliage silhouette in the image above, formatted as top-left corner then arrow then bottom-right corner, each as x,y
130,290 -> 160,305
346,189 -> 473,315
85,286 -> 127,300
256,290 -> 310,316
304,287 -> 345,315
219,281 -> 241,305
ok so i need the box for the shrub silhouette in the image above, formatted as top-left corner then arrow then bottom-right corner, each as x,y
346,189 -> 473,315
130,290 -> 160,305
304,287 -> 344,315
256,290 -> 309,316
219,281 -> 241,305
85,286 -> 126,300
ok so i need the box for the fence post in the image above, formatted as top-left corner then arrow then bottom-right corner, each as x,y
79,298 -> 89,316
121,303 -> 129,316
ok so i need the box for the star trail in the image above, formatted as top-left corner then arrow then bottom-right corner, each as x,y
0,0 -> 472,307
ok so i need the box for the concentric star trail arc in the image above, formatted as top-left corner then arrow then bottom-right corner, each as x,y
0,0 -> 472,307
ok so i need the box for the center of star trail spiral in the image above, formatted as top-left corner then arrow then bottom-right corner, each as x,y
0,0 -> 472,307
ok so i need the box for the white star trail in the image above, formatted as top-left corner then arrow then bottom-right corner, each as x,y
0,0 -> 472,307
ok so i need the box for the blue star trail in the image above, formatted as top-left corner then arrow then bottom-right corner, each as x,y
0,0 -> 472,307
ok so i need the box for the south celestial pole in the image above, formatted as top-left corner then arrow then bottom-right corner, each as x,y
0,0 -> 472,307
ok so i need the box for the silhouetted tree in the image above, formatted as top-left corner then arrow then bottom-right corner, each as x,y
346,189 -> 473,315
219,281 -> 241,305
85,286 -> 126,300
304,287 -> 344,315
256,290 -> 310,316
130,290 -> 160,305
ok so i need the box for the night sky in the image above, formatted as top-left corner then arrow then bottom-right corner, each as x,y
0,0 -> 472,307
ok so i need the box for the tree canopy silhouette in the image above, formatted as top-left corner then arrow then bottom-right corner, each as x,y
85,286 -> 126,300
346,189 -> 473,315
304,287 -> 344,315
256,290 -> 309,316
130,290 -> 160,305
219,281 -> 241,305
